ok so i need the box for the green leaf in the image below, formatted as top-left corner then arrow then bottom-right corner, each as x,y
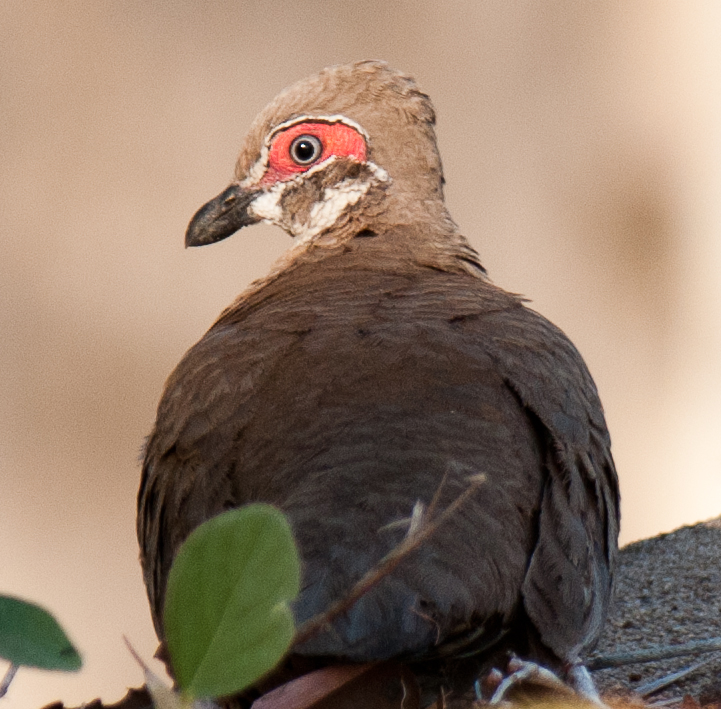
0,595 -> 81,671
164,504 -> 301,699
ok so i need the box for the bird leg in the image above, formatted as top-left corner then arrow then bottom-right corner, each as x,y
566,661 -> 606,705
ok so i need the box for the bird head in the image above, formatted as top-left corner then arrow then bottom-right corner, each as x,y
185,61 -> 451,249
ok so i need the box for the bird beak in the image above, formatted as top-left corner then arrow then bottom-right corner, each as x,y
185,184 -> 261,248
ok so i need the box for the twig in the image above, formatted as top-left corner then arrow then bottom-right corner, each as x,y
0,664 -> 18,699
647,698 -> 684,708
636,657 -> 714,697
123,635 -> 151,674
123,636 -> 184,709
424,468 -> 452,521
293,474 -> 486,648
587,637 -> 721,671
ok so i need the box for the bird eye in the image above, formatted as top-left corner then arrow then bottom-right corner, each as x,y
289,134 -> 322,165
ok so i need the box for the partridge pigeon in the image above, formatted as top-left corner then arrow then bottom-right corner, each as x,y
138,60 -> 620,704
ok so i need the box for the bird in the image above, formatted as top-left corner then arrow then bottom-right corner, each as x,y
137,60 -> 620,705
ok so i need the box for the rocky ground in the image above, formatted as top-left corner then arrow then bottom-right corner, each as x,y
592,517 -> 721,706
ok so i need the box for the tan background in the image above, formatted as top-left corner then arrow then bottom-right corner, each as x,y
2,1 -> 720,706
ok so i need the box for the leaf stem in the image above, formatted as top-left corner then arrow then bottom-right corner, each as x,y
0,664 -> 18,699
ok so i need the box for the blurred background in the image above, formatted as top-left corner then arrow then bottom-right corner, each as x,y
2,1 -> 720,706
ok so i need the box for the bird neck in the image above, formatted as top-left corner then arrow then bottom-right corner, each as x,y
234,208 -> 487,313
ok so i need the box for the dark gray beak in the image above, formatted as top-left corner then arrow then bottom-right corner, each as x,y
185,184 -> 261,248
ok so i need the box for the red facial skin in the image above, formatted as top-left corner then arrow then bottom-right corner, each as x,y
261,122 -> 367,185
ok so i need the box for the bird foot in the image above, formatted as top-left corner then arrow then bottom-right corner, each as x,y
478,657 -> 607,707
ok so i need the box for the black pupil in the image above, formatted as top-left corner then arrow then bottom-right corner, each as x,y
293,137 -> 319,163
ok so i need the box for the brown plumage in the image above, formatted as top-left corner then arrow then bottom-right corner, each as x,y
138,61 -> 619,701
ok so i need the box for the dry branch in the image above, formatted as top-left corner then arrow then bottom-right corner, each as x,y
588,638 -> 721,671
636,657 -> 715,697
292,474 -> 487,649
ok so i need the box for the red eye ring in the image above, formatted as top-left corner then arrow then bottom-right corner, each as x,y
262,121 -> 367,185
290,135 -> 322,165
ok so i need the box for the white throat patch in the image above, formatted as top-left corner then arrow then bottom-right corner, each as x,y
300,175 -> 373,242
249,158 -> 389,243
